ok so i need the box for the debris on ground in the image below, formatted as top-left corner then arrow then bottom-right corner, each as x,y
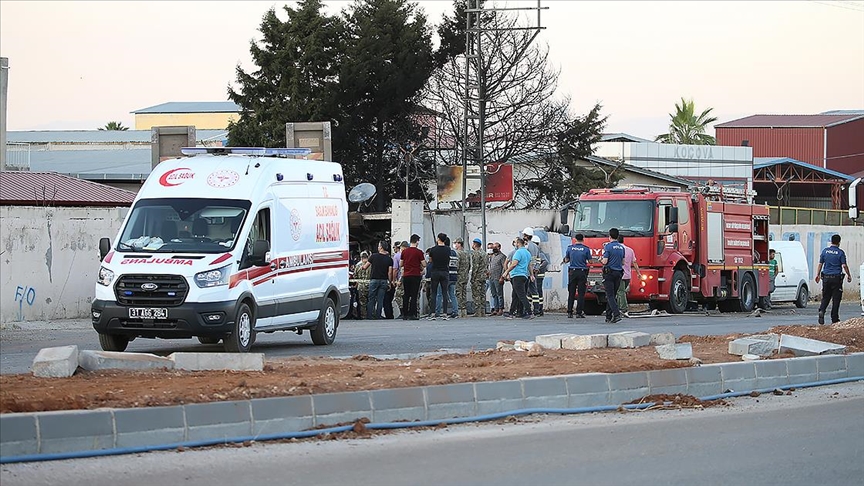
1,319 -> 862,414
625,393 -> 728,409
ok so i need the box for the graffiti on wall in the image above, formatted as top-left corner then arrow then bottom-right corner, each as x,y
14,285 -> 36,321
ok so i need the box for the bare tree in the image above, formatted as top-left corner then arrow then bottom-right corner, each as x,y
423,9 -> 570,208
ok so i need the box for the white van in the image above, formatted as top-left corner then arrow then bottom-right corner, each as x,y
769,241 -> 811,308
92,147 -> 349,353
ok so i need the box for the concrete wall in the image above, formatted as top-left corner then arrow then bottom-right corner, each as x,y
770,224 -> 864,299
411,210 -> 864,310
1,206 -> 127,323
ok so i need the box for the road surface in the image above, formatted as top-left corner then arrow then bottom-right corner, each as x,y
2,382 -> 862,485
0,302 -> 858,374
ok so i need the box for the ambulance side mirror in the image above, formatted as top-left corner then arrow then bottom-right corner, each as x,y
558,224 -> 570,235
99,238 -> 111,261
250,239 -> 270,267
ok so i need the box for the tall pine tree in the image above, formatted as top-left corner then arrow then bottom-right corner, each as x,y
336,0 -> 436,211
227,0 -> 344,147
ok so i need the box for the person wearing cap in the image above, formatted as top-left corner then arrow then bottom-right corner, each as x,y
521,227 -> 542,316
488,241 -> 507,316
470,238 -> 488,317
454,238 -> 470,318
353,251 -> 372,319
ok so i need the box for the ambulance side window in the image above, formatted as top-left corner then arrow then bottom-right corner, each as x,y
240,208 -> 271,270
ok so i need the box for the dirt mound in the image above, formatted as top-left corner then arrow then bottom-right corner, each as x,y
626,393 -> 728,408
2,322 -> 862,414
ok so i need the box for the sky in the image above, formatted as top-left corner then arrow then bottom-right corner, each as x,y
1,0 -> 863,138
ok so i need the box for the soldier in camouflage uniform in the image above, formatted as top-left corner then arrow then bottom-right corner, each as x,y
470,238 -> 488,317
393,241 -> 408,318
353,251 -> 371,318
454,238 -> 470,318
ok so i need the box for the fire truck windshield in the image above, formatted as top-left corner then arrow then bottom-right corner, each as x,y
574,200 -> 654,237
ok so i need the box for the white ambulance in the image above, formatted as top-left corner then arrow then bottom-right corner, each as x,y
92,147 -> 350,353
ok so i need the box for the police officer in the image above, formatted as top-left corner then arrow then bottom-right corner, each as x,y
601,228 -> 625,324
564,233 -> 592,318
814,234 -> 852,325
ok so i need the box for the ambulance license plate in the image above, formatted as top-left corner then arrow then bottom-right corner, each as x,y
129,308 -> 168,319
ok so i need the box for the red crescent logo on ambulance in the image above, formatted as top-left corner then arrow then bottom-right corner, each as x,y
159,168 -> 195,187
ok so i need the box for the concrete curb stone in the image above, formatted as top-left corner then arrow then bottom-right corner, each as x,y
2,352 -> 862,460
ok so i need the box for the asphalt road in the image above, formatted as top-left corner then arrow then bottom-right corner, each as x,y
0,302 -> 859,375
2,382 -> 862,485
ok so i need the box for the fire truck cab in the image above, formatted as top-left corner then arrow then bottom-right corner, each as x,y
560,185 -> 770,314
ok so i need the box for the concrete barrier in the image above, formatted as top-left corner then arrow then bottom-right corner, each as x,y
2,353 -> 862,460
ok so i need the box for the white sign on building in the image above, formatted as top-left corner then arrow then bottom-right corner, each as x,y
594,141 -> 753,194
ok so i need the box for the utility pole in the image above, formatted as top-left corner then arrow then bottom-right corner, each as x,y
460,1 -> 546,246
1,57 -> 9,171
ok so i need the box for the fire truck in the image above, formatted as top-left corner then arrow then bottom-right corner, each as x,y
559,185 -> 771,314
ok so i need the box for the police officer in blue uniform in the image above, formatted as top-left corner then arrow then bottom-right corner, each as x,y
814,234 -> 852,325
601,228 -> 626,323
564,233 -> 592,318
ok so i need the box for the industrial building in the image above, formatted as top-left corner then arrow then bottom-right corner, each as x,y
715,111 -> 864,178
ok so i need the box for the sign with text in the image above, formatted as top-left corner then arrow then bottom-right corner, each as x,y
437,163 -> 514,203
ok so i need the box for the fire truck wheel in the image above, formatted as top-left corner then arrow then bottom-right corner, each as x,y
665,270 -> 690,314
583,300 -> 605,315
736,273 -> 757,312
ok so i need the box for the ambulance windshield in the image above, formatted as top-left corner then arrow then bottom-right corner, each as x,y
117,198 -> 252,253
574,200 -> 654,237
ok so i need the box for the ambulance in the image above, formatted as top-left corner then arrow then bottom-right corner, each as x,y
91,147 -> 350,353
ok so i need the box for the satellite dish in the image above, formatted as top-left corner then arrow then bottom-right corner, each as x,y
348,183 -> 377,203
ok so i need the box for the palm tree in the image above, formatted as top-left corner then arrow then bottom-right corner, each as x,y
98,121 -> 129,131
655,98 -> 717,145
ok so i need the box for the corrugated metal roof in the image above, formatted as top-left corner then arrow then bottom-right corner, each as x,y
130,102 -> 241,114
585,155 -> 694,186
7,129 -> 227,144
716,114 -> 864,128
0,171 -> 137,206
28,149 -> 152,179
753,157 -> 855,181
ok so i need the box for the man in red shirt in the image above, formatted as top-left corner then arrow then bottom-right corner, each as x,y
400,234 -> 426,320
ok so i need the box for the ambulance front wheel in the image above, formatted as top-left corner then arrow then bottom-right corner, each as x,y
98,333 -> 129,352
224,302 -> 256,353
311,298 -> 338,345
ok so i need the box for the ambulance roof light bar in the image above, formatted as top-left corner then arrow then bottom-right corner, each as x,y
180,147 -> 313,157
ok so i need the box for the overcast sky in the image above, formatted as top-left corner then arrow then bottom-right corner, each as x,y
1,1 -> 862,138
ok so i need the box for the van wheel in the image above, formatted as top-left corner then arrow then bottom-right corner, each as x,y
98,333 -> 129,352
198,336 -> 221,345
311,298 -> 338,345
224,303 -> 255,353
737,273 -> 756,312
665,270 -> 690,314
795,286 -> 809,308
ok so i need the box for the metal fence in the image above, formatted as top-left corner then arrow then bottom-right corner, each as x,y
4,142 -> 30,170
769,206 -> 857,226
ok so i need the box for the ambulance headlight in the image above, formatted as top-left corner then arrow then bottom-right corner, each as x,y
195,265 -> 231,288
97,266 -> 114,286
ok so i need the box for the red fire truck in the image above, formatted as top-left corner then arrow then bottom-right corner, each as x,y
559,185 -> 771,314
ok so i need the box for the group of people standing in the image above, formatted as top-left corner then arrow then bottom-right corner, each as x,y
564,228 -> 639,324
